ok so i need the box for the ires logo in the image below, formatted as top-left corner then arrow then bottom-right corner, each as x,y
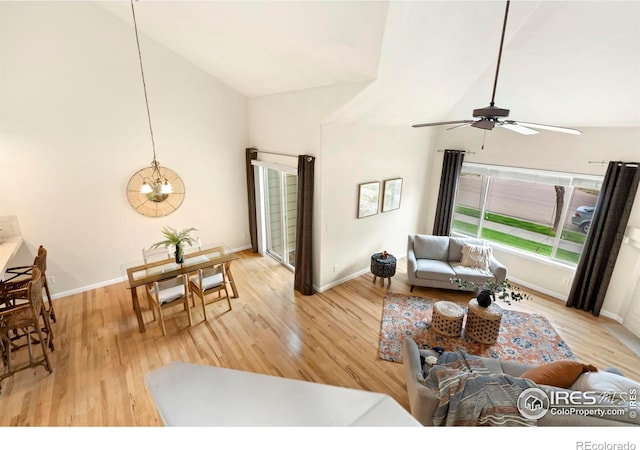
517,388 -> 549,420
517,387 -> 635,420
550,390 -> 627,405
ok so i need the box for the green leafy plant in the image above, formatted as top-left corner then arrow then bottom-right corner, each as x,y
450,277 -> 531,305
151,226 -> 198,249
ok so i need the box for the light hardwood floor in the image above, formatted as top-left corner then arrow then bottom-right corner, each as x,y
1,250 -> 639,426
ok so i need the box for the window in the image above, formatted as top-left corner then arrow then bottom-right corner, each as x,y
451,163 -> 603,266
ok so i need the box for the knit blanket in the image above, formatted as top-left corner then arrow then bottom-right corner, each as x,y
424,351 -> 538,426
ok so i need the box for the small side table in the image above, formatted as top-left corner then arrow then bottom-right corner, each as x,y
370,252 -> 396,287
464,298 -> 503,344
431,301 -> 465,337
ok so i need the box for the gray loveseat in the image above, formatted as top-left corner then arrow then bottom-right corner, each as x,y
403,338 -> 640,426
407,234 -> 506,292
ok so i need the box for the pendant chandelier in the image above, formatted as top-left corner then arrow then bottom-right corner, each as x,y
132,0 -> 171,196
125,0 -> 185,218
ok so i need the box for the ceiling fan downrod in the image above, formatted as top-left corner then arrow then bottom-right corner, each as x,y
411,0 -> 582,136
490,0 -> 510,107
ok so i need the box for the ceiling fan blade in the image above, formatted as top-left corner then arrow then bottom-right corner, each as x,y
500,122 -> 539,135
412,120 -> 474,128
446,123 -> 472,131
514,121 -> 582,135
471,119 -> 495,131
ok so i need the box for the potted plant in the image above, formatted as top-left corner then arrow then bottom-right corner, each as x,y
150,226 -> 198,264
450,277 -> 531,307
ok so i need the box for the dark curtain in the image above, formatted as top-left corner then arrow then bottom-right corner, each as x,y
567,161 -> 640,316
245,148 -> 258,253
294,155 -> 315,295
433,149 -> 465,236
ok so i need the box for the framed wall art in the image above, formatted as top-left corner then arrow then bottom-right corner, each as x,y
382,178 -> 403,212
357,181 -> 380,218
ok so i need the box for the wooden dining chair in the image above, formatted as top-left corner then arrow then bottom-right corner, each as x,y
147,274 -> 192,336
142,247 -> 171,320
183,237 -> 202,254
188,262 -> 231,321
0,267 -> 53,393
142,247 -> 171,264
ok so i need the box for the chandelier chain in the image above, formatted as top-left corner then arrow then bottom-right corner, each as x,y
131,0 -> 157,163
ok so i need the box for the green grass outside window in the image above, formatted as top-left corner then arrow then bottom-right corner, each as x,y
454,205 -> 586,244
452,220 -> 581,264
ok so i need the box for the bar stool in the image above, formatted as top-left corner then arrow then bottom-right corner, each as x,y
1,245 -> 56,324
0,267 -> 53,392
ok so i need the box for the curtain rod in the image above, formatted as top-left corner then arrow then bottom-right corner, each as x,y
589,161 -> 639,167
437,149 -> 476,155
249,148 -> 298,158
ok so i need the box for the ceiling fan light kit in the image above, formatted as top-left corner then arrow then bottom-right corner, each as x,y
413,1 -> 582,137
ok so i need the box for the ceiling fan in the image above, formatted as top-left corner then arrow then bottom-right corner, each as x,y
412,1 -> 581,136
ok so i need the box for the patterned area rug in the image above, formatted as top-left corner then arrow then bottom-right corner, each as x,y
378,293 -> 576,364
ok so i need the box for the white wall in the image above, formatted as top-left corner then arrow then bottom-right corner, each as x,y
248,82 -> 371,286
619,244 -> 640,336
248,83 -> 436,291
319,123 -> 434,289
428,125 -> 640,323
0,2 -> 249,295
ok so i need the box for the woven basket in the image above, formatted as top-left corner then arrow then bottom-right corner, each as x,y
431,301 -> 465,337
464,299 -> 503,344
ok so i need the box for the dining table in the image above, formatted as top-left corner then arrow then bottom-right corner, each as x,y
121,243 -> 239,332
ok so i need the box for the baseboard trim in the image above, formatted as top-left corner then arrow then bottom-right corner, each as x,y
316,250 -> 408,293
232,244 -> 252,252
508,276 -> 622,323
507,276 -> 568,302
51,277 -> 124,300
315,267 -> 371,293
599,310 -> 623,323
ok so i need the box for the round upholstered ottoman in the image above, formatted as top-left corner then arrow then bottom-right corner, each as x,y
431,301 -> 465,337
464,298 -> 503,344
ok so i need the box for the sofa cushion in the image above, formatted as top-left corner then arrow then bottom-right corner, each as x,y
570,371 -> 640,393
415,259 -> 456,281
460,243 -> 492,270
414,235 -> 449,261
449,237 -> 485,261
451,264 -> 494,283
520,360 -> 598,389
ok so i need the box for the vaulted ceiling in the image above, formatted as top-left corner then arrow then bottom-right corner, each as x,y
97,0 -> 640,128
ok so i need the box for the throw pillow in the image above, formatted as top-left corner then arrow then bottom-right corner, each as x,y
570,370 -> 640,393
520,360 -> 598,388
448,237 -> 484,261
460,243 -> 492,270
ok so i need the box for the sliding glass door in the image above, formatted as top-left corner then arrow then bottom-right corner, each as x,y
261,166 -> 297,270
